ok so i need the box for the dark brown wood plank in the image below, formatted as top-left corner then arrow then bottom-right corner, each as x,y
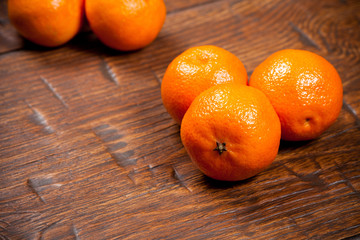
0,0 -> 24,53
1,0 -> 360,239
164,0 -> 223,13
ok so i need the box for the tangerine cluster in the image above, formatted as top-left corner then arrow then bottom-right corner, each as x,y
8,0 -> 343,182
161,45 -> 343,181
8,0 -> 166,51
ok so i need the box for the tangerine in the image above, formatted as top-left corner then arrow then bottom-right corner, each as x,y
85,0 -> 166,51
180,84 -> 281,181
8,0 -> 84,47
161,45 -> 248,124
249,49 -> 343,141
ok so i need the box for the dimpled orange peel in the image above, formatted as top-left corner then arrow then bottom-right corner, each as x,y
161,45 -> 248,124
180,84 -> 281,181
85,0 -> 166,51
8,0 -> 84,47
249,49 -> 343,141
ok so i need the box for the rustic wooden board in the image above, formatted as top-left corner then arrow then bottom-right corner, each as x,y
1,0 -> 360,239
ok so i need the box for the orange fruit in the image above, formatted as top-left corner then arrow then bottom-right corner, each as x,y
85,0 -> 166,51
8,0 -> 84,47
180,84 -> 281,181
161,45 -> 248,124
249,49 -> 343,141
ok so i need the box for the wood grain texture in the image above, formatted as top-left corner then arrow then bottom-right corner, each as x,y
1,0 -> 360,239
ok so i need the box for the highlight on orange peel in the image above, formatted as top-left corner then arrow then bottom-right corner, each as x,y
249,49 -> 343,141
8,0 -> 85,47
161,45 -> 248,124
180,84 -> 281,181
85,0 -> 166,51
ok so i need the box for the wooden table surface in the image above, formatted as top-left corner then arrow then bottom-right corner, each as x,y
1,0 -> 360,239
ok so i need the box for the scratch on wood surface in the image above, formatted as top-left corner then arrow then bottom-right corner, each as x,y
321,126 -> 356,141
151,69 -> 162,85
40,76 -> 68,108
93,124 -> 124,142
108,141 -> 128,152
26,101 -> 54,134
101,59 -> 119,85
127,169 -> 138,185
38,219 -> 63,240
148,164 -> 156,176
289,22 -> 320,49
281,163 -> 328,190
126,165 -> 161,186
112,151 -> 137,167
27,178 -> 47,203
93,124 -> 137,168
27,175 -> 63,204
343,99 -> 360,125
334,161 -> 359,196
31,108 -> 53,133
93,123 -> 110,131
72,224 -> 81,240
172,166 -> 192,192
